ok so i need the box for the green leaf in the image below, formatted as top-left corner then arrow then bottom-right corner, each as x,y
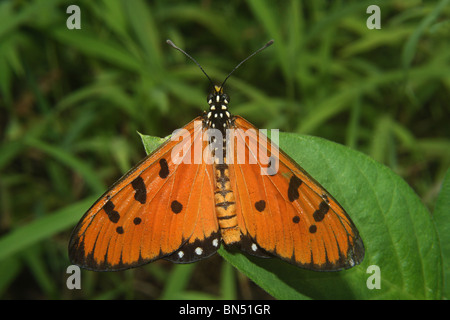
138,131 -> 442,299
138,131 -> 167,155
433,168 -> 450,299
233,133 -> 441,299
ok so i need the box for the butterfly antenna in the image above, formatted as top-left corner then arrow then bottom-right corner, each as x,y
166,39 -> 214,87
220,39 -> 274,89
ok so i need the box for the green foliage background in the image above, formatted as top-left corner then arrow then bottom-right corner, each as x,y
0,0 -> 449,299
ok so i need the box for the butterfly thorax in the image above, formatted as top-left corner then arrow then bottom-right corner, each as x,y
205,85 -> 233,135
204,86 -> 240,245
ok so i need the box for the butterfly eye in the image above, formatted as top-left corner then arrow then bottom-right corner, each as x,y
207,93 -> 214,104
222,94 -> 230,103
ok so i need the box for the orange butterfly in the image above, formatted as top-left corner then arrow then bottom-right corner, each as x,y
69,40 -> 364,271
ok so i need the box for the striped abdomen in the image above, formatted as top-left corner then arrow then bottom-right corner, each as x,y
214,161 -> 240,244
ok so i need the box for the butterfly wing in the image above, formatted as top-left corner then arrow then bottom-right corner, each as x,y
229,116 -> 364,271
69,117 -> 220,271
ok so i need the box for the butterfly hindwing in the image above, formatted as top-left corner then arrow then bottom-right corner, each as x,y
164,146 -> 221,263
165,231 -> 221,263
230,116 -> 364,271
69,117 -> 220,271
238,233 -> 272,258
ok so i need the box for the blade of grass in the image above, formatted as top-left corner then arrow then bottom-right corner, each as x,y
402,0 -> 450,70
346,96 -> 361,148
219,260 -> 237,300
0,256 -> 21,297
25,137 -> 105,194
22,245 -> 58,299
50,27 -> 142,72
247,0 -> 288,84
0,197 -> 97,262
297,61 -> 450,134
122,0 -> 162,71
160,264 -> 196,300
370,115 -> 393,163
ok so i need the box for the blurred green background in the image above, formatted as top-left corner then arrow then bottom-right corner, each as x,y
0,0 -> 449,299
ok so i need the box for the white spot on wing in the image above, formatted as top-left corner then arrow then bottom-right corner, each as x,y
178,251 -> 184,258
195,247 -> 203,255
212,239 -> 219,247
348,258 -> 355,267
251,243 -> 258,252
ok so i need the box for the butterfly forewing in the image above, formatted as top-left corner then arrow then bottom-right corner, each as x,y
230,116 -> 364,270
69,117 -> 220,271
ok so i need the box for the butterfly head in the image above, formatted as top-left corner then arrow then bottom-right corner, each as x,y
205,85 -> 232,130
208,86 -> 229,106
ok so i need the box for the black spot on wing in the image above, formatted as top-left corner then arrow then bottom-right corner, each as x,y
131,176 -> 147,204
313,201 -> 329,222
159,158 -> 169,179
287,175 -> 302,202
255,200 -> 266,212
104,200 -> 120,223
171,200 -> 183,214
116,226 -> 124,234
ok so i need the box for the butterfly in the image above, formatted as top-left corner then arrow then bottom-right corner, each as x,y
69,40 -> 364,272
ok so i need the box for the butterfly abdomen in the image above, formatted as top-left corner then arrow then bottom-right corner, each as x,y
214,162 -> 240,244
206,86 -> 241,245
